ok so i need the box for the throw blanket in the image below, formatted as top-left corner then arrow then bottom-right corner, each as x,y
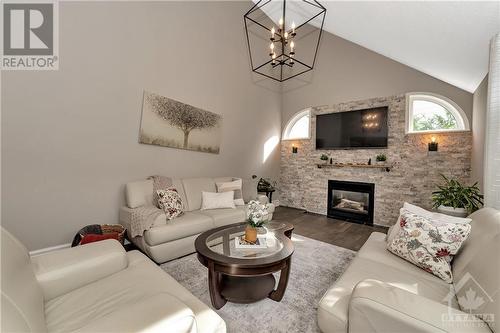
129,205 -> 163,238
148,175 -> 173,207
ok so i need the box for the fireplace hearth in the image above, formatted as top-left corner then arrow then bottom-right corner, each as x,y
327,180 -> 375,225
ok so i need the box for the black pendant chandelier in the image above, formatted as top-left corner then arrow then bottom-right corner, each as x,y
244,0 -> 326,82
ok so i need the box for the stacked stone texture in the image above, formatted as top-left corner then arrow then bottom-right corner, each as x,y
279,95 -> 472,226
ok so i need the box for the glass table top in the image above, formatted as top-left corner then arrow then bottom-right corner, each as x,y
205,222 -> 288,259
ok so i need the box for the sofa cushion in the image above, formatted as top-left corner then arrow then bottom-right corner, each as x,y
171,179 -> 189,211
181,178 -> 216,211
144,212 -> 213,246
45,251 -> 225,333
201,191 -> 235,210
200,207 -> 246,227
125,179 -> 153,208
71,294 -> 196,333
318,232 -> 458,333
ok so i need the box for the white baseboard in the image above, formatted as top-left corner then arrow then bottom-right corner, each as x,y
29,243 -> 71,257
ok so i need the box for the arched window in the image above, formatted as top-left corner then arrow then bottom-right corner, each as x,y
282,109 -> 310,140
406,93 -> 470,133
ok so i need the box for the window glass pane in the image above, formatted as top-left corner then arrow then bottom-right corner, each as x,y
288,115 -> 309,138
412,100 -> 458,131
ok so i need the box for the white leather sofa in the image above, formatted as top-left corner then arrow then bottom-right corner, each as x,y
318,207 -> 499,333
1,227 -> 226,333
119,177 -> 274,263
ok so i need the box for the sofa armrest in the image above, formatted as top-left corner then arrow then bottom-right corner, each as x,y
119,206 -> 165,239
349,279 -> 491,333
31,239 -> 128,301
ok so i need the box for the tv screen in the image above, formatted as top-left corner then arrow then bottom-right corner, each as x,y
316,107 -> 388,149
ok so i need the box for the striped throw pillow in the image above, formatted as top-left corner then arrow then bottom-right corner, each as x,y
216,179 -> 243,200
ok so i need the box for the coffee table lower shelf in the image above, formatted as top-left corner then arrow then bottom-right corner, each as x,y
220,274 -> 276,304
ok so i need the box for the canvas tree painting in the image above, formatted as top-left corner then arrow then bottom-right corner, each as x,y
140,91 -> 222,154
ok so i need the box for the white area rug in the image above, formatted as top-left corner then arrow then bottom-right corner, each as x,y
161,234 -> 356,333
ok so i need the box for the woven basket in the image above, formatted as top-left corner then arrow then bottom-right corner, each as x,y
71,224 -> 126,247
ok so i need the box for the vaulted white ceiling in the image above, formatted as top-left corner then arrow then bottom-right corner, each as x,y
257,1 -> 500,93
321,1 -> 500,93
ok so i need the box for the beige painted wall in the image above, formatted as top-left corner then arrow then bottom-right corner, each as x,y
1,1 -> 282,250
282,32 -> 473,126
472,75 -> 489,190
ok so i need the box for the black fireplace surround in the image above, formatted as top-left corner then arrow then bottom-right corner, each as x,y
327,180 -> 375,225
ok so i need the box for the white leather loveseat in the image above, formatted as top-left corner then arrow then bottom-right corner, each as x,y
318,207 -> 499,333
119,177 -> 274,263
1,227 -> 226,333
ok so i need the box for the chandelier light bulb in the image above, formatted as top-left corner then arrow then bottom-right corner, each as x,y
279,17 -> 283,27
290,41 -> 295,51
270,27 -> 275,38
270,43 -> 274,50
284,31 -> 288,39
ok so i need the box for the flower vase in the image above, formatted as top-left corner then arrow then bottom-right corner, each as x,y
245,226 -> 258,243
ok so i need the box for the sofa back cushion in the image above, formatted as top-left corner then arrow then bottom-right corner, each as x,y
181,178 -> 216,211
125,179 -> 154,208
452,208 -> 500,331
1,227 -> 47,332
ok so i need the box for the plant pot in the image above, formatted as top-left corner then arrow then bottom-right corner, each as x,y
376,161 -> 386,165
437,205 -> 468,217
245,226 -> 258,243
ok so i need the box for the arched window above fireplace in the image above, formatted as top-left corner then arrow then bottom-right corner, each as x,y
282,109 -> 310,140
406,93 -> 470,134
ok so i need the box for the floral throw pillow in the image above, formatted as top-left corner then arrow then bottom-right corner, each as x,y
387,211 -> 471,283
157,188 -> 183,220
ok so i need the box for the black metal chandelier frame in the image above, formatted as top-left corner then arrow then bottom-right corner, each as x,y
244,0 -> 326,82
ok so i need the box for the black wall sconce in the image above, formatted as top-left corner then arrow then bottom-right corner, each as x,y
292,143 -> 298,154
428,136 -> 438,151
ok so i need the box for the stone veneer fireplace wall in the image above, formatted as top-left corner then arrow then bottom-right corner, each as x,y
279,95 -> 472,227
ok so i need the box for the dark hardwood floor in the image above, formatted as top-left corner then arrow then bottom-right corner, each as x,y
272,206 -> 388,251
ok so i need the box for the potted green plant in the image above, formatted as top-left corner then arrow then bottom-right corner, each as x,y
245,200 -> 271,243
320,154 -> 329,165
432,174 -> 484,217
375,154 -> 387,165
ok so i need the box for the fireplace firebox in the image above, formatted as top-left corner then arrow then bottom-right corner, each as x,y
327,180 -> 375,225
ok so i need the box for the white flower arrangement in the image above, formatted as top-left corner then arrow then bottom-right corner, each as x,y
247,200 -> 271,228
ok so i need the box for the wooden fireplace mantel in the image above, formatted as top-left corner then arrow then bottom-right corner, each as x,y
316,163 -> 393,172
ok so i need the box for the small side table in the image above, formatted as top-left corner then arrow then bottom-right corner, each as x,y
259,189 -> 276,203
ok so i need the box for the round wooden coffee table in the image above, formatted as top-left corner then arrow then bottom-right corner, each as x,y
195,222 -> 294,309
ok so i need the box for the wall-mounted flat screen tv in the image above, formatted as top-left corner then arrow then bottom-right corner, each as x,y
316,107 -> 388,149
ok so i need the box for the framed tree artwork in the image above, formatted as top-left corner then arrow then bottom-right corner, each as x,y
139,91 -> 222,154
